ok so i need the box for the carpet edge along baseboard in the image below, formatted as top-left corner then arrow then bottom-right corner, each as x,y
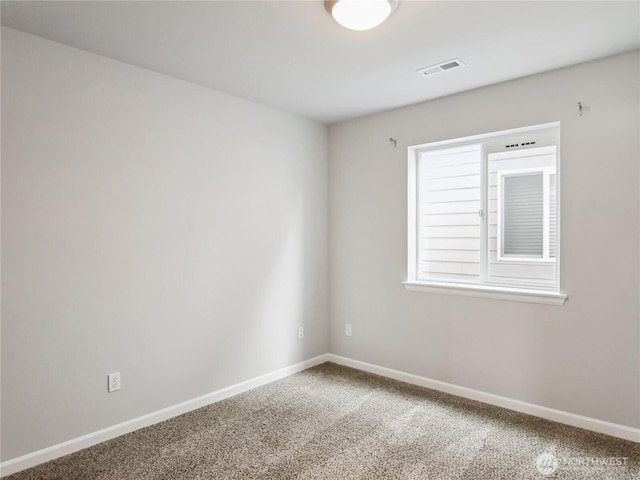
1,353 -> 638,477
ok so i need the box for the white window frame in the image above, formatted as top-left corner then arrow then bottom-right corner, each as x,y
404,122 -> 566,305
496,166 -> 556,263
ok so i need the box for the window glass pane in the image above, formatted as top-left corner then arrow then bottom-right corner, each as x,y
417,145 -> 481,283
549,173 -> 557,258
409,124 -> 560,293
487,145 -> 556,288
503,172 -> 543,257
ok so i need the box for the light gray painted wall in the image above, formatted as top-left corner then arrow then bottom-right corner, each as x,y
1,27 -> 329,461
329,51 -> 640,428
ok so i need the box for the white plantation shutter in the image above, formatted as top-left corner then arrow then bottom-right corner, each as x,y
502,172 -> 544,257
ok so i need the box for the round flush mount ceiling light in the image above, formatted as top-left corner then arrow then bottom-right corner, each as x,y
325,0 -> 398,31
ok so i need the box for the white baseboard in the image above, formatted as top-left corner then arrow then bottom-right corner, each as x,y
326,354 -> 640,444
3,352 -> 638,477
0,354 -> 330,478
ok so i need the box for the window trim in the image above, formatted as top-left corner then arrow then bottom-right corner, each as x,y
406,122 -> 565,305
402,280 -> 567,305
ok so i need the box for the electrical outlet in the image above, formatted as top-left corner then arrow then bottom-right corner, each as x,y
108,372 -> 121,393
298,326 -> 304,340
345,324 -> 352,336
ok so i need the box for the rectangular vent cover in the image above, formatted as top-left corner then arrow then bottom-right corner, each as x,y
505,141 -> 536,149
417,58 -> 465,77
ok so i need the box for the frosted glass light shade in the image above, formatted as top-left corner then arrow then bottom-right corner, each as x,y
325,0 -> 397,31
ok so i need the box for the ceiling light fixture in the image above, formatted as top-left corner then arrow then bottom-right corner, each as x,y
325,0 -> 398,31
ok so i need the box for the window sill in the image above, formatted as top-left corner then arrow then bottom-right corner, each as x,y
402,281 -> 567,305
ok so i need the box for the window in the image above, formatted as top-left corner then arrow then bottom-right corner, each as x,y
496,166 -> 556,261
405,123 -> 565,305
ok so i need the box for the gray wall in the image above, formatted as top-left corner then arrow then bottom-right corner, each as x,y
329,51 -> 640,429
1,27 -> 329,461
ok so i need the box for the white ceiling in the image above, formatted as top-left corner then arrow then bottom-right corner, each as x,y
2,1 -> 639,124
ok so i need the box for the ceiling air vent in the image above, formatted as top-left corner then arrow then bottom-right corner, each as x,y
416,58 -> 465,78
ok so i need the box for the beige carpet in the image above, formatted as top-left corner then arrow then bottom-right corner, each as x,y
6,362 -> 640,479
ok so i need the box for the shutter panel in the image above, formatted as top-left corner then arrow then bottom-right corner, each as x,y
502,172 -> 543,257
